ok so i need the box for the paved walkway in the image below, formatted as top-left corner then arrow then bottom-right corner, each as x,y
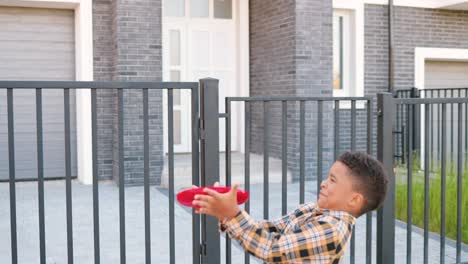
0,180 -> 466,264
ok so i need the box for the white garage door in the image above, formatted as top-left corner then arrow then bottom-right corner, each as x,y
0,6 -> 77,180
425,60 -> 468,89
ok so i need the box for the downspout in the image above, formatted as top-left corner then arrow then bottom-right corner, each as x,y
389,0 -> 394,94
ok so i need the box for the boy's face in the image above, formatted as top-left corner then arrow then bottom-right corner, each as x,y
317,161 -> 363,215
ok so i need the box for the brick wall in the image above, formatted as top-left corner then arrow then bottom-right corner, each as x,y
365,4 -> 468,94
363,5 -> 468,158
249,0 -> 334,180
93,0 -> 114,180
93,0 -> 163,185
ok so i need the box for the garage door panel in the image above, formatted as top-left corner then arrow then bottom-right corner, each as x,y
0,6 -> 77,180
425,61 -> 468,89
0,6 -> 73,22
0,32 -> 74,42
0,42 -> 74,53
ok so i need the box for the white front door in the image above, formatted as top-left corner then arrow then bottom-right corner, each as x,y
163,0 -> 237,153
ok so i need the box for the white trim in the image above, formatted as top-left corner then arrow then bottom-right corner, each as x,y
236,0 -> 249,153
414,47 -> 468,89
0,0 -> 94,184
0,0 -> 79,9
414,47 -> 468,168
74,0 -> 93,185
333,0 -> 365,107
362,0 -> 468,9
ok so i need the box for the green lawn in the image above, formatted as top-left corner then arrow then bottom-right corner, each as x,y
395,160 -> 468,244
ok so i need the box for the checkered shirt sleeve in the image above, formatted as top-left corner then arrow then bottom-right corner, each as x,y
222,206 -> 354,263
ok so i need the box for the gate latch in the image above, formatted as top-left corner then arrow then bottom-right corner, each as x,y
199,128 -> 205,140
200,242 -> 207,256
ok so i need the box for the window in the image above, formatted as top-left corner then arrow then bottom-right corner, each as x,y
164,0 -> 232,19
333,15 -> 344,91
214,0 -> 232,19
164,0 -> 185,17
333,10 -> 354,97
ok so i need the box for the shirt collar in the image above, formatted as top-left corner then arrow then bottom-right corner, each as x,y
312,204 -> 357,225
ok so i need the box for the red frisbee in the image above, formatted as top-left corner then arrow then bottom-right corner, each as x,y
176,186 -> 249,208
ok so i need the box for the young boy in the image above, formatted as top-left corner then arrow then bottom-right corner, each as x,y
192,151 -> 388,263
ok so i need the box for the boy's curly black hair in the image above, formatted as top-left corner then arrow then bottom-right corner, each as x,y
337,151 -> 389,216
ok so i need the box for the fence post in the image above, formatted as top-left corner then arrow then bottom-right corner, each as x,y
377,93 -> 395,264
199,78 -> 220,264
411,87 -> 421,152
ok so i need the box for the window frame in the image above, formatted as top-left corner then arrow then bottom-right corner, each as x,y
333,9 -> 353,97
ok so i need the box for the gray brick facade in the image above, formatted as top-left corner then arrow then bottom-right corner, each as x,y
90,1 -> 468,185
93,0 -> 114,180
93,0 -> 163,185
365,4 -> 468,94
362,5 -> 468,158
249,0 -> 334,180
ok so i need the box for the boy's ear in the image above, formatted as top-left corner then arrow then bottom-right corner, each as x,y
350,192 -> 365,212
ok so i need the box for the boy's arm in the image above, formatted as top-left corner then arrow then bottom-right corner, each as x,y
222,210 -> 350,263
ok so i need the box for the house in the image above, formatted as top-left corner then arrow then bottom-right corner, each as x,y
1,0 -> 468,185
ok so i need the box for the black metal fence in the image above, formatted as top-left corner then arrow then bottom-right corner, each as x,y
223,96 -> 378,264
0,80 -> 202,264
395,87 -> 468,167
392,95 -> 468,264
1,80 -> 466,264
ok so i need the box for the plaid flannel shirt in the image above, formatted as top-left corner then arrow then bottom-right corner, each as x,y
220,203 -> 356,264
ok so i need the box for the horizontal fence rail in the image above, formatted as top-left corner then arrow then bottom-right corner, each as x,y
224,96 -> 375,264
394,96 -> 468,264
0,81 -> 200,264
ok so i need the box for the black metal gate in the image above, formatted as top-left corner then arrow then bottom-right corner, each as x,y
2,80 -> 466,264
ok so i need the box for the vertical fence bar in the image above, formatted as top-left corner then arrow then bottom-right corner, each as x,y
225,98 -> 232,264
281,101 -> 287,215
400,101 -> 403,162
350,100 -> 356,264
7,88 -> 17,264
168,89 -> 175,264
396,101 -> 401,162
366,99 -> 372,264
465,89 -> 468,168
117,88 -> 126,264
430,90 -> 434,167
402,125 -> 406,164
191,85 -> 201,264
438,90 -> 441,161
299,101 -> 305,203
91,88 -> 100,264
143,88 -> 151,264
451,90 -> 454,164
412,88 -> 421,152
406,104 -> 413,264
64,88 -> 74,264
244,102 -> 251,264
377,93 -> 395,264
36,88 -> 46,264
334,101 -> 340,159
456,103 -> 463,263
440,103 -> 447,264
423,103 -> 430,264
316,101 -> 323,201
263,101 -> 269,219
199,78 -> 220,263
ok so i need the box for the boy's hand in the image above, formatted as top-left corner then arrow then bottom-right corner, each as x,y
193,183 -> 240,221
